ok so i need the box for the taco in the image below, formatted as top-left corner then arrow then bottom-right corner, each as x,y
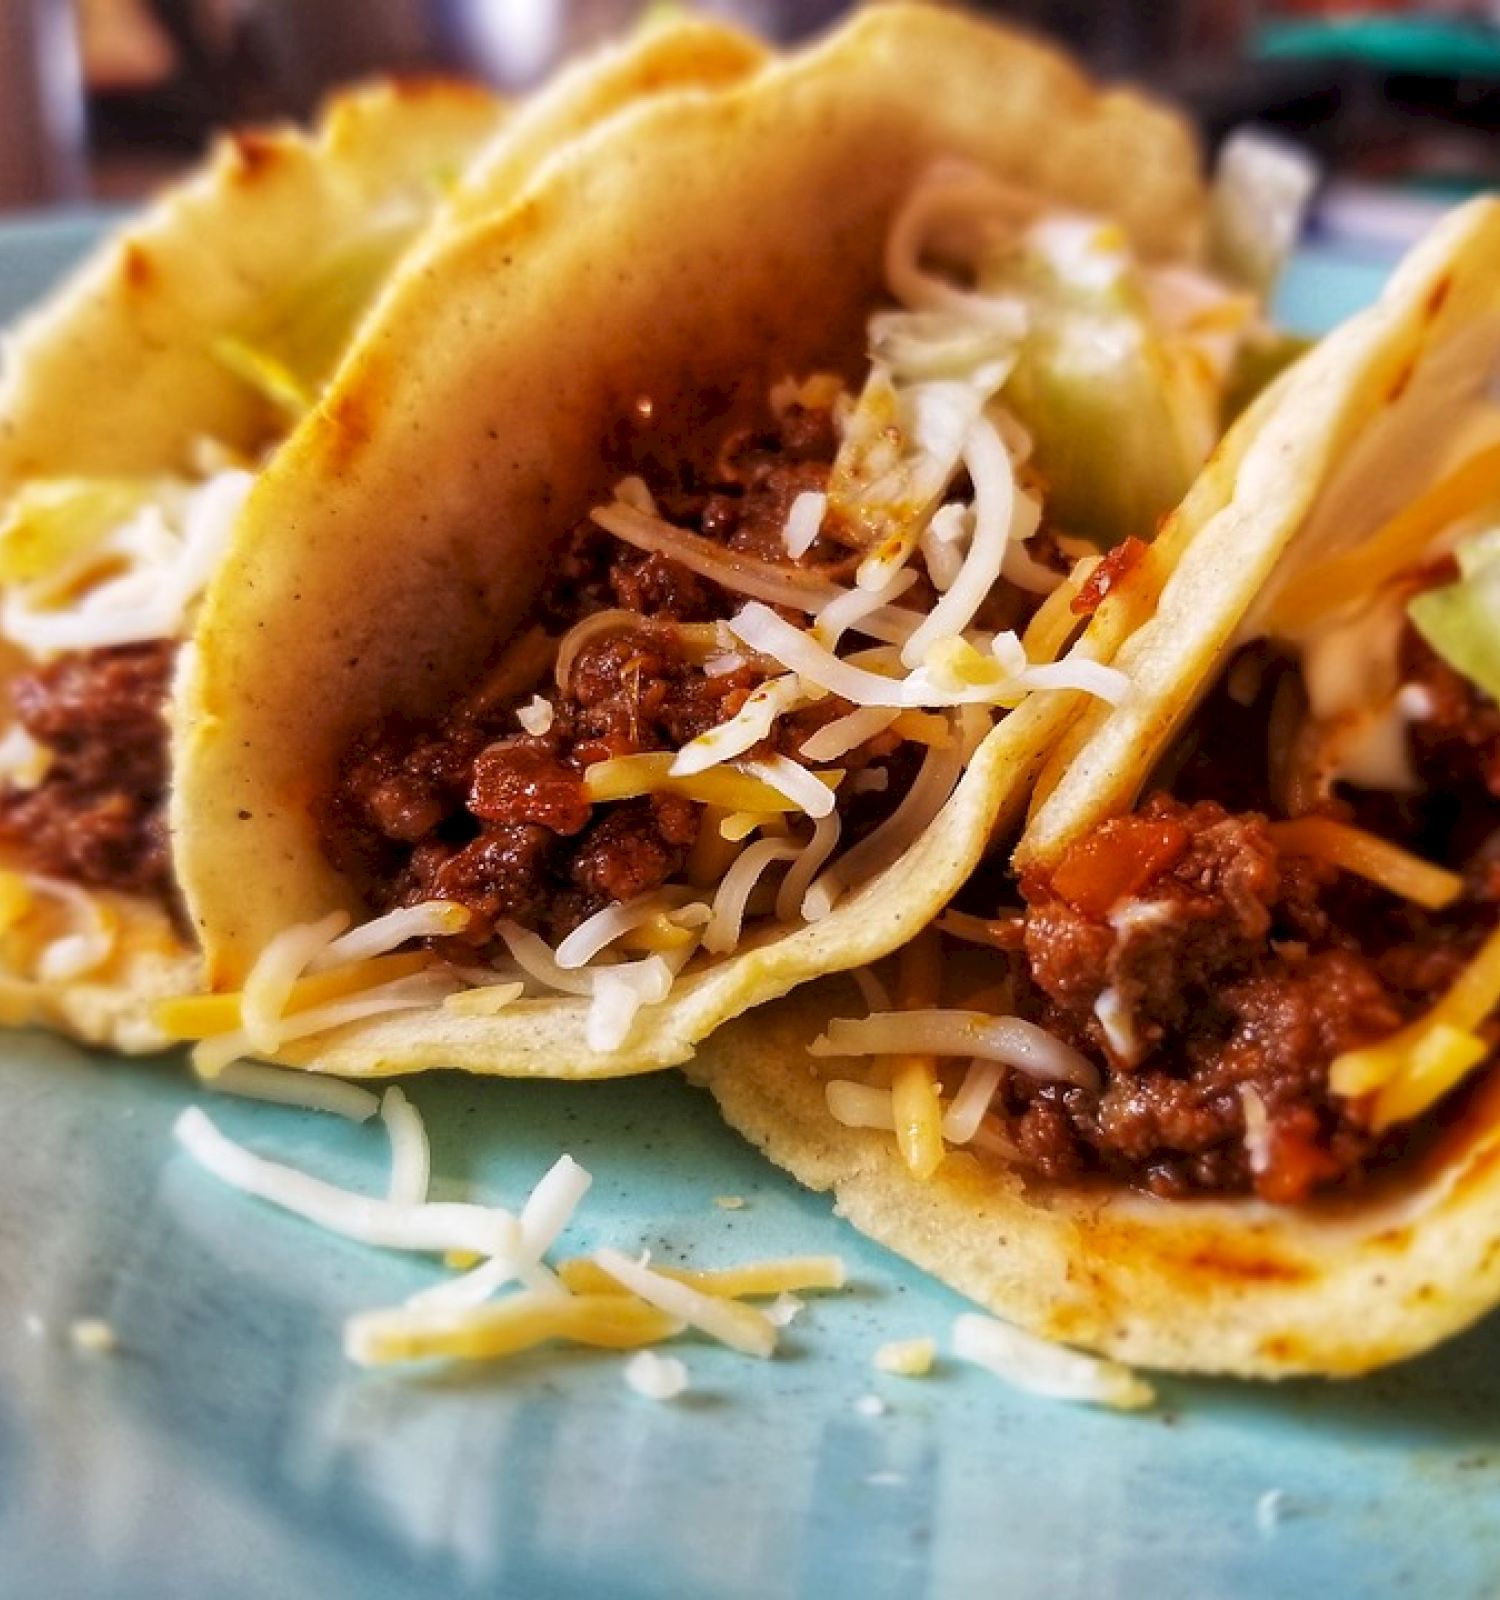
0,20 -> 762,1051
166,5 -> 1285,1080
695,196 -> 1500,1378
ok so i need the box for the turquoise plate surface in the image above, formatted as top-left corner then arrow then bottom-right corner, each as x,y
1,215 -> 1497,1600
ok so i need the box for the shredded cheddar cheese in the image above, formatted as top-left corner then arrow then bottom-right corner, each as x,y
154,949 -> 435,1040
1369,1024 -> 1487,1133
1267,817 -> 1463,911
890,931 -> 946,1181
346,1292 -> 683,1366
1331,922 -> 1500,1121
937,908 -> 1020,950
1021,555 -> 1098,664
556,1255 -> 847,1299
874,1336 -> 937,1376
582,753 -> 842,813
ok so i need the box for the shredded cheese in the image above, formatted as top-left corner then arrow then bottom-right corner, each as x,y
826,1079 -> 896,1131
774,812 -> 843,924
346,1292 -> 682,1366
874,1337 -> 936,1376
952,1312 -> 1155,1409
799,706 -> 901,763
623,1349 -> 690,1400
173,1106 -> 522,1259
242,912 -> 351,1051
813,1010 -> 1099,1090
155,949 -> 435,1040
516,694 -> 555,736
742,755 -> 838,820
591,1248 -> 778,1358
203,1062 -> 380,1121
381,1087 -> 430,1208
703,839 -> 799,955
889,933 -> 945,1180
782,491 -> 827,560
191,971 -> 455,1075
941,1060 -> 1004,1145
313,899 -> 468,970
557,1255 -> 847,1300
671,676 -> 804,777
69,1319 -> 117,1354
1267,817 -> 1462,911
1239,1084 -> 1272,1176
442,980 -> 525,1017
583,752 -> 841,813
1331,922 -> 1500,1120
3,469 -> 252,655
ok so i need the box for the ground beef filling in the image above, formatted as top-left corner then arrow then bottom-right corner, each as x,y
322,400 -> 918,947
987,620 -> 1500,1202
0,641 -> 175,900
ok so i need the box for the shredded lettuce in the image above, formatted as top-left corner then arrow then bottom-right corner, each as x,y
0,478 -> 165,586
212,214 -> 420,419
1207,128 -> 1319,297
980,219 -> 1221,548
1407,525 -> 1500,705
1222,328 -> 1314,426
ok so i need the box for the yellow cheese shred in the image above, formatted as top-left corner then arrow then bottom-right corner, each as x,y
1267,817 -> 1463,912
1021,555 -> 1099,665
584,753 -> 842,812
890,930 -> 945,1181
1369,1024 -> 1487,1133
1331,922 -> 1500,1121
685,803 -> 740,887
345,1291 -> 682,1366
0,871 -> 36,931
154,949 -> 434,1040
1269,439 -> 1500,634
556,1255 -> 848,1299
937,908 -> 1021,951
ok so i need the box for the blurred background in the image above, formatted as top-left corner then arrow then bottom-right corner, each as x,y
6,0 -> 1500,254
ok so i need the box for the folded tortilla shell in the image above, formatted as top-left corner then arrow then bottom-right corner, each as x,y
173,2 -> 1207,1076
693,197 -> 1500,1377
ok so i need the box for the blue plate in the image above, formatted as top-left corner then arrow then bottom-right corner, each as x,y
1,214 -> 1497,1600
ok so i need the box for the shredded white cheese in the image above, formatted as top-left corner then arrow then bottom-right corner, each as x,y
203,1062 -> 380,1121
173,1106 -> 522,1260
381,1086 -> 430,1208
312,900 -> 467,971
4,470 -> 252,656
813,1010 -> 1099,1090
671,676 -> 804,777
517,695 -> 555,736
1239,1084 -> 1272,1177
766,1292 -> 804,1329
782,491 -> 827,560
69,1318 -> 117,1354
952,1312 -> 1155,1409
592,1247 -> 777,1358
940,1060 -> 1003,1145
624,1349 -> 690,1401
0,724 -> 50,788
742,755 -> 837,819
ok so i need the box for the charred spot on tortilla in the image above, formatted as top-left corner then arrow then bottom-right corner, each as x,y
225,131 -> 285,186
119,244 -> 155,293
